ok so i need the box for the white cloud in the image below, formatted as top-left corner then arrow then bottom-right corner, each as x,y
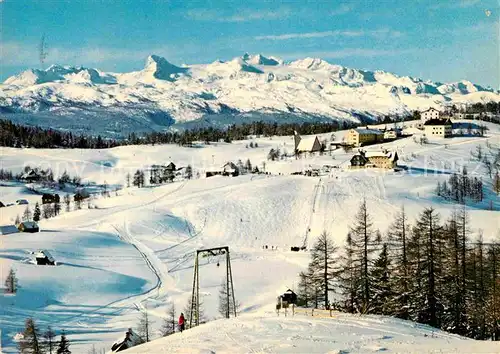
255,29 -> 404,41
186,8 -> 290,23
0,41 -> 170,67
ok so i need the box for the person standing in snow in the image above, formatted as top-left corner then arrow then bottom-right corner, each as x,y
179,313 -> 185,332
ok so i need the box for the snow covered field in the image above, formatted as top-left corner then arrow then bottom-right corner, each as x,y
126,311 -> 500,354
1,120 -> 499,352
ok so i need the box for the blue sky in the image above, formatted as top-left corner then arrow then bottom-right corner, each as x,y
1,0 -> 498,88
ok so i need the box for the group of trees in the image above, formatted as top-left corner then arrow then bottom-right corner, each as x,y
0,119 -> 119,149
0,118 -> 356,149
298,201 -> 500,340
436,167 -> 484,203
18,318 -> 71,354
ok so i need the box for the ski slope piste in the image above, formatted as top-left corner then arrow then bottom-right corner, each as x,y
0,120 -> 499,352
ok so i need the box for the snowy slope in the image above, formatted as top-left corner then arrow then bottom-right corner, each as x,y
124,312 -> 500,354
0,120 -> 499,352
1,54 -> 498,135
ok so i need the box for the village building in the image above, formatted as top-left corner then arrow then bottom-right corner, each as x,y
420,107 -> 441,122
33,250 -> 56,265
20,169 -> 43,183
424,118 -> 452,138
383,130 -> 398,140
18,221 -> 39,233
223,162 -> 239,177
295,135 -> 322,154
111,328 -> 143,352
42,193 -> 60,204
350,150 -> 399,169
346,128 -> 384,147
280,289 -> 298,305
166,162 -> 176,172
205,166 -> 223,178
0,225 -> 20,235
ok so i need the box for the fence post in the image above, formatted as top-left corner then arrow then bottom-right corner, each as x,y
312,308 -> 314,317
330,309 -> 333,317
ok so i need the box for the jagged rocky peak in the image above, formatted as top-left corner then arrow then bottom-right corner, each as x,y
143,55 -> 189,81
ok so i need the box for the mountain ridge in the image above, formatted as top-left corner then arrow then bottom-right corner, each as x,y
1,53 -> 498,135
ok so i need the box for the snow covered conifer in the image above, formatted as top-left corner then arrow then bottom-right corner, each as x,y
33,202 -> 41,222
4,267 -> 18,294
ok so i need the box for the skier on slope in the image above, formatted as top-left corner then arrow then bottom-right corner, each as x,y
179,313 -> 185,333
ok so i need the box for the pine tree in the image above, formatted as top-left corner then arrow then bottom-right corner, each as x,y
348,199 -> 379,313
4,267 -> 18,294
133,170 -> 143,188
56,331 -> 71,354
309,231 -> 338,309
15,214 -> 21,226
19,318 -> 42,354
126,172 -> 131,188
42,203 -> 54,219
184,296 -> 206,328
43,326 -> 56,354
23,206 -> 32,222
485,241 -> 500,340
370,243 -> 393,315
161,303 -> 176,336
337,232 -> 361,313
218,279 -> 239,317
412,207 -> 445,328
137,308 -> 152,342
494,172 -> 500,195
33,202 -> 41,222
53,201 -> 61,216
245,159 -> 252,173
185,165 -> 193,180
64,194 -> 71,212
297,266 -> 315,307
386,206 -> 411,319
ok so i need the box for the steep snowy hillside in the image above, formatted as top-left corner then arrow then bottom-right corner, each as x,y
124,312 -> 500,354
1,54 -> 498,135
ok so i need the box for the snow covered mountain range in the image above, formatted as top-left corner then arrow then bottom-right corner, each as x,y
1,53 -> 498,135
